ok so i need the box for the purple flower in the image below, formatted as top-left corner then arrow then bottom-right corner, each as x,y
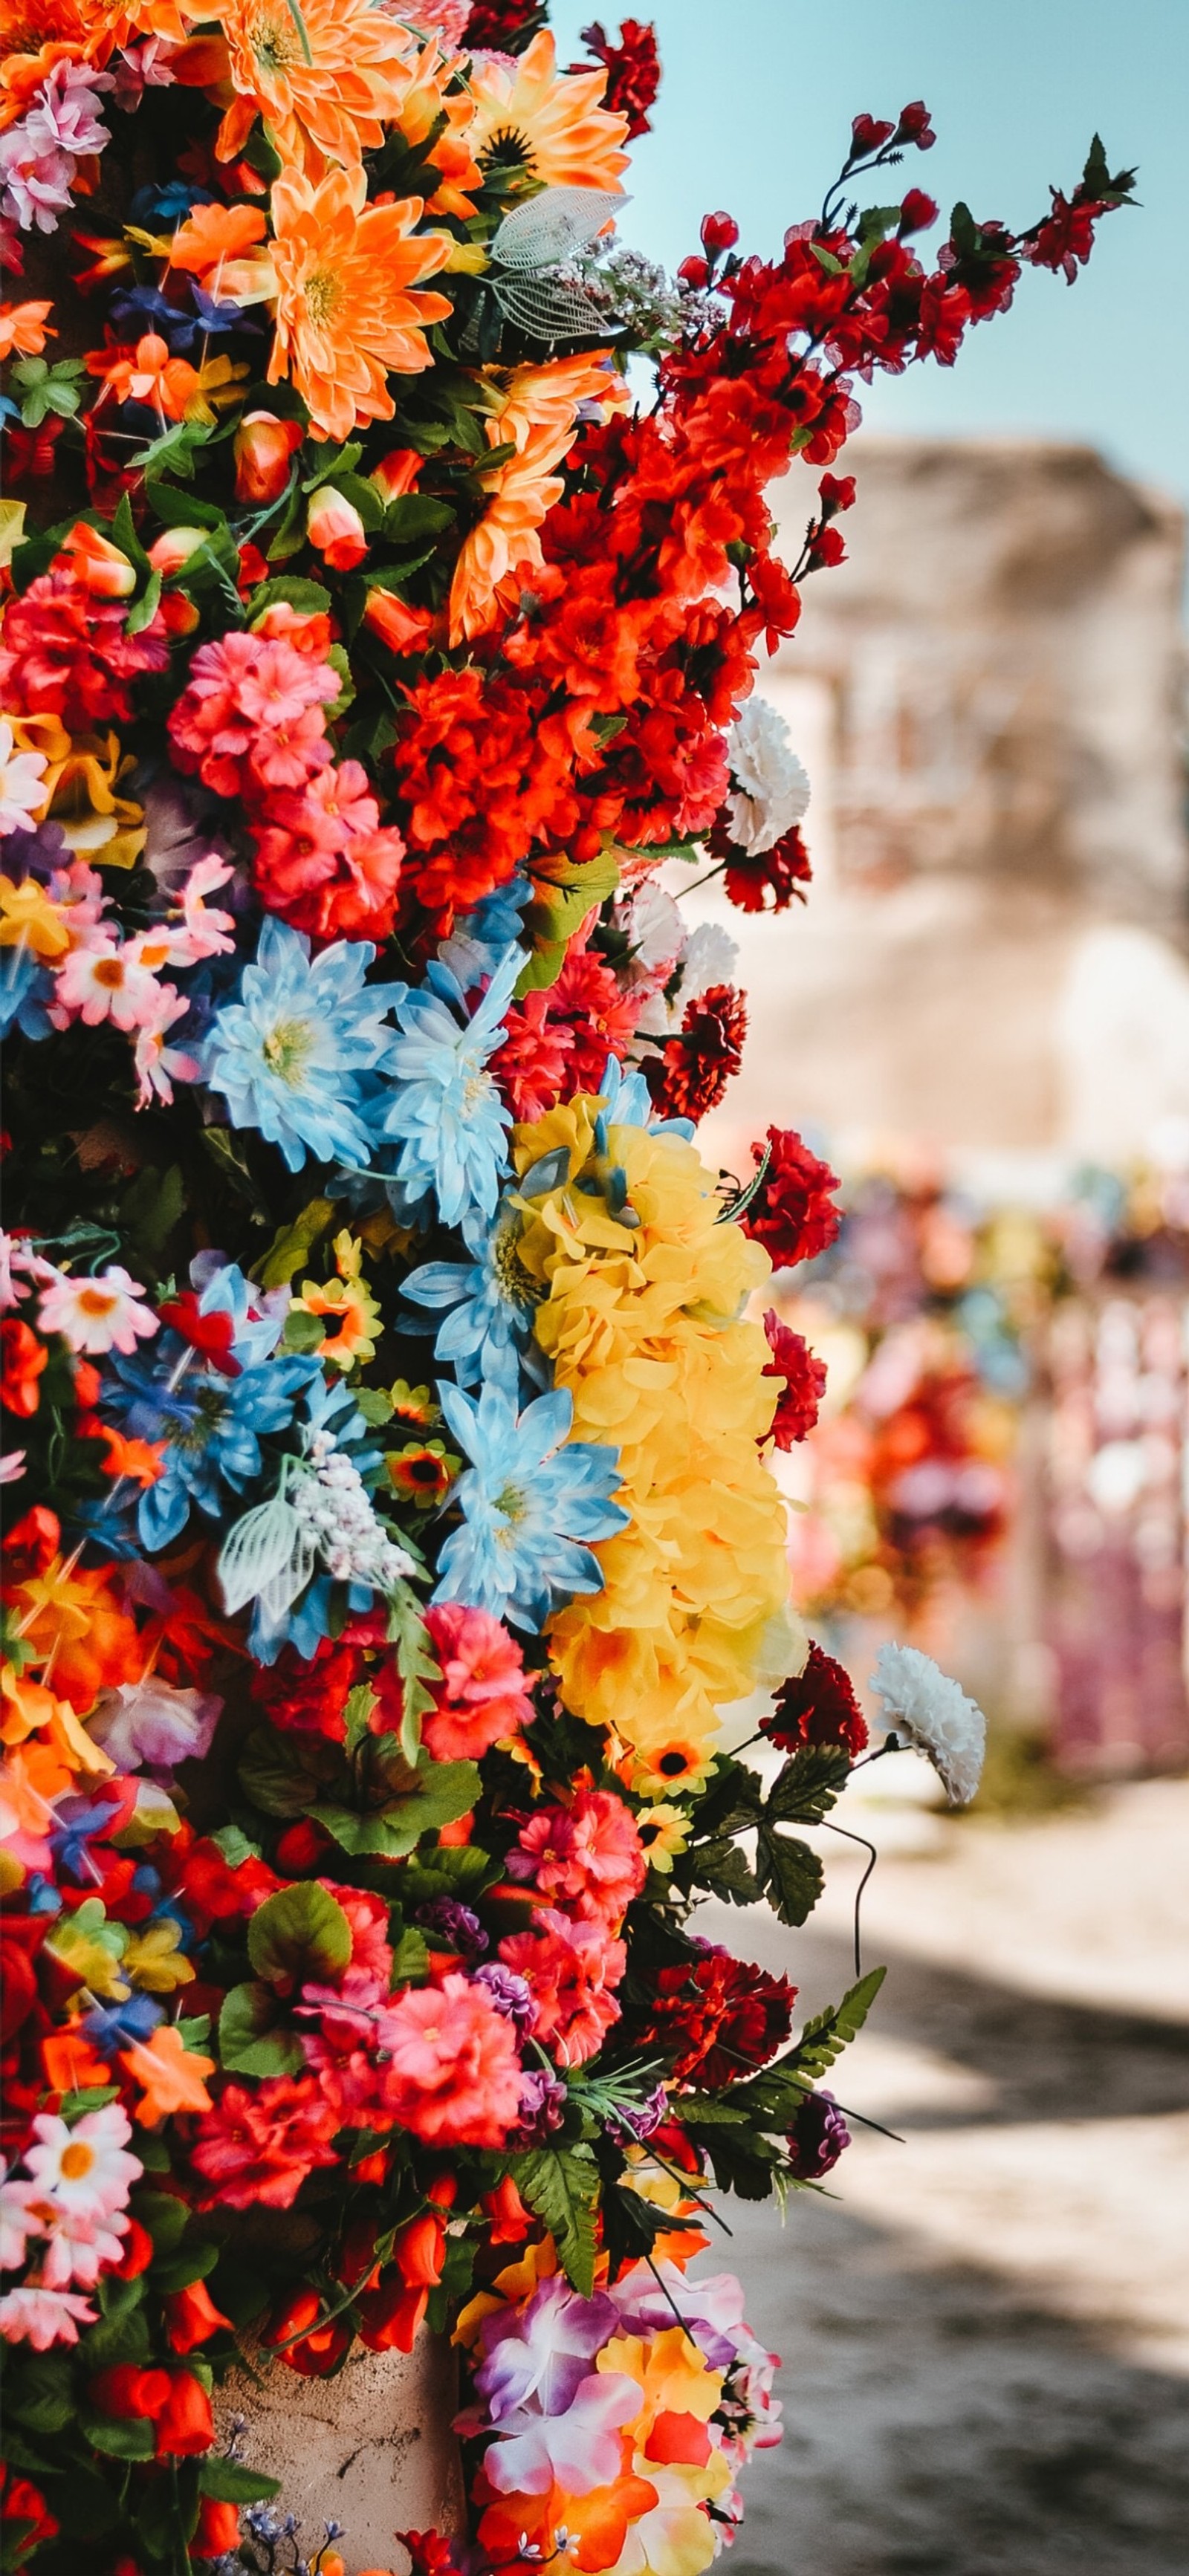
415,1897 -> 488,1963
473,1962 -> 534,2027
606,2080 -> 669,2145
511,2066 -> 567,2146
786,2089 -> 850,2179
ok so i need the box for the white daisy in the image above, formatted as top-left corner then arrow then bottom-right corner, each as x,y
0,718 -> 48,837
22,2104 -> 140,2223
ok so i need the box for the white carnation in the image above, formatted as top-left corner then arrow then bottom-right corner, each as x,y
618,882 -> 684,976
725,698 -> 810,855
679,920 -> 739,1002
869,1642 -> 986,1808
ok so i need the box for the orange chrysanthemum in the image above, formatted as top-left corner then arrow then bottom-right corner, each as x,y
467,27 -> 629,192
166,199 -> 268,278
213,0 -> 421,175
265,163 -> 451,444
448,355 -> 626,643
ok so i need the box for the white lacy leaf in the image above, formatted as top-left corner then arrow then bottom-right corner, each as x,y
491,186 -> 624,272
218,1495 -> 311,1618
491,274 -> 612,341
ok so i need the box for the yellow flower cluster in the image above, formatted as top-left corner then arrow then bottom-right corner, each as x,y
512,1094 -> 804,1796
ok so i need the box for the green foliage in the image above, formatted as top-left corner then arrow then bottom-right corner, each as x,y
218,1980 -> 308,2077
312,1754 -> 479,1858
765,1744 -> 851,1825
787,1966 -> 887,2081
508,2147 -> 600,2295
247,1882 -> 353,1985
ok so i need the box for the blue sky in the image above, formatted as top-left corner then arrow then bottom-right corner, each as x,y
549,0 -> 1188,509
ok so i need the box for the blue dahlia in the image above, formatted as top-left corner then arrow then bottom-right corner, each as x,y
368,944 -> 522,1228
201,918 -> 401,1174
432,1381 -> 628,1631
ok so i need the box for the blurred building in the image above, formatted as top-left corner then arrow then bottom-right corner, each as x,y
696,436 -> 1189,1167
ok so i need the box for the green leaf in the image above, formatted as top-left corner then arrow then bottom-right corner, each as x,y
198,2458 -> 282,2505
765,1744 -> 850,1827
509,2147 -> 600,2294
387,1581 -> 441,1764
381,493 -> 456,544
146,481 -> 227,533
9,2355 -> 74,2434
789,1966 -> 887,2081
754,1824 -> 823,1927
246,574 -> 332,620
152,2241 -> 221,2296
239,1723 -> 340,1817
211,1823 -> 261,1867
126,568 -> 163,635
218,1979 -> 307,2077
80,2413 -> 157,2462
132,2190 -> 189,2254
684,1836 -> 759,1906
389,1922 -> 430,1984
311,1754 -> 478,1858
110,490 -> 152,574
247,1882 -> 352,1985
302,439 -> 364,493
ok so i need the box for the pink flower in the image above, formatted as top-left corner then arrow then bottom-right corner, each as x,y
25,60 -> 113,160
168,632 -> 337,799
0,129 -> 74,235
52,938 -> 166,1033
36,1262 -> 158,1357
473,2272 -> 619,2422
190,2076 -> 340,2211
88,1678 -> 221,1773
508,1788 -> 646,1930
498,1910 -> 626,2068
0,2284 -> 95,2348
378,1972 -> 522,2147
166,854 -> 237,964
34,2202 -> 128,2291
133,988 -> 201,1107
419,1603 -> 534,1762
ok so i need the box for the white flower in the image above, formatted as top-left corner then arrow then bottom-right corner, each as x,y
88,1678 -> 222,1776
870,1642 -> 986,1807
0,2170 -> 36,2271
36,1261 -> 158,1357
679,920 -> 739,1002
22,2104 -> 140,2223
34,2202 -> 129,2291
725,698 -> 810,855
616,882 -> 684,977
0,2283 -> 95,2348
0,718 -> 48,836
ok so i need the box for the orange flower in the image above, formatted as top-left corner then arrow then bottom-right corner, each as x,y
495,350 -> 628,452
213,0 -> 420,176
119,2022 -> 215,2124
392,36 -> 483,220
265,163 -> 451,444
166,198 -> 267,278
467,28 -> 629,192
91,1424 -> 167,1487
0,299 -> 54,359
449,423 -> 570,643
5,1554 -> 140,1716
89,332 -> 201,422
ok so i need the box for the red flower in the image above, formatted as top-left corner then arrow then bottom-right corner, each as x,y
262,2288 -> 352,2377
0,568 -> 168,730
0,1319 -> 48,1418
191,2076 -> 340,2211
191,2496 -> 241,2558
762,1640 -> 869,1760
720,820 -> 812,915
647,982 -> 747,1121
154,2369 -> 216,2458
742,1126 -> 841,1268
700,208 -> 739,256
155,1290 -> 241,1376
396,2534 -> 467,2576
163,2278 -> 233,2353
638,1947 -> 796,2089
89,2364 -> 172,2424
762,1311 -> 826,1448
1,1503 -> 59,1577
1026,187 -> 1102,282
578,19 -> 661,139
0,2466 -> 59,2561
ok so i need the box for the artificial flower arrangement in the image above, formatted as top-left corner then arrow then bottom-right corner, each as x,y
0,3 -> 1129,2569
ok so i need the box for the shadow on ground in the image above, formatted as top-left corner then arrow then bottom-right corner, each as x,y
700,1912 -> 1189,2576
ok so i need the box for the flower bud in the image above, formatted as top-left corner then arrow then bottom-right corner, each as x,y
700,210 -> 739,256
898,186 -> 939,236
233,407 -> 302,505
361,585 -> 433,653
306,484 -> 368,571
369,446 -> 422,501
146,525 -> 207,577
896,99 -> 936,149
61,520 -> 137,598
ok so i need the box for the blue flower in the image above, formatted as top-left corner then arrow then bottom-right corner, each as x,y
0,943 -> 53,1042
82,1993 -> 164,2051
437,875 -> 531,994
403,1198 -> 546,1400
202,918 -> 400,1174
432,1381 -> 627,1631
105,1312 -> 318,1552
367,944 -> 522,1228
